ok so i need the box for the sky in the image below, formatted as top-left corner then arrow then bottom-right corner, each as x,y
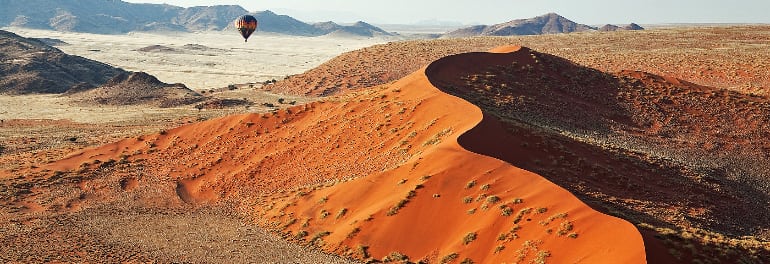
125,0 -> 770,25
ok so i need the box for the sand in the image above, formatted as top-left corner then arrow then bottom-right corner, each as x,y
2,46 -> 646,263
2,27 -> 390,90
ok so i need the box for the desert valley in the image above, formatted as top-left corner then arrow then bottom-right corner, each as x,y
2,1 -> 770,263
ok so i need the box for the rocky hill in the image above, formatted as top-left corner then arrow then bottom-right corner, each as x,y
1,0 -> 392,37
226,11 -> 394,37
444,13 -> 596,38
0,30 -> 125,94
1,30 -> 203,107
315,21 -> 395,37
67,71 -> 203,107
599,23 -> 645,31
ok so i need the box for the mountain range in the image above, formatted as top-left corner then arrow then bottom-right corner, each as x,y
443,13 -> 642,37
0,0 -> 393,37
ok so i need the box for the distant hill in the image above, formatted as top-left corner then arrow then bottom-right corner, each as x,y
67,71 -> 204,107
624,23 -> 645,30
599,23 -> 645,32
1,0 -> 186,34
0,0 -> 392,37
228,11 -> 394,37
0,30 -> 125,94
249,10 -> 323,36
0,30 -> 203,106
443,13 -> 596,37
313,21 -> 394,37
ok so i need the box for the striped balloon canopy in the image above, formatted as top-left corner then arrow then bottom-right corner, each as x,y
235,15 -> 258,42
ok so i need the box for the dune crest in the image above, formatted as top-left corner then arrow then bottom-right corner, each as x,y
258,46 -> 646,263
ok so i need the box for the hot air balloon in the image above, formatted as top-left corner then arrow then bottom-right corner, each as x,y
235,15 -> 258,42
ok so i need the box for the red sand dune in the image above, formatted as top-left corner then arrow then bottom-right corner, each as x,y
2,47 -> 658,262
258,46 -> 646,263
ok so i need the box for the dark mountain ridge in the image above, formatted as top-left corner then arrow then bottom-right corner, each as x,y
1,0 -> 392,37
0,29 -> 202,107
0,29 -> 125,94
444,13 -> 643,38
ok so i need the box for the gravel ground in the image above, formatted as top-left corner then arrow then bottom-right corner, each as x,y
0,205 -> 360,263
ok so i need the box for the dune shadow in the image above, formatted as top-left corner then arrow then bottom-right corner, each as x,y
425,46 -> 770,260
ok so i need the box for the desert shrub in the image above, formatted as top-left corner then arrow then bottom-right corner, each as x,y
294,230 -> 309,240
387,198 -> 410,216
336,208 -> 348,219
383,251 -> 409,262
535,251 -> 551,264
440,253 -> 459,264
347,227 -> 361,239
557,221 -> 574,236
463,232 -> 477,245
465,180 -> 476,189
513,208 -> 533,224
310,231 -> 331,244
358,245 -> 370,259
501,206 -> 513,216
494,245 -> 506,254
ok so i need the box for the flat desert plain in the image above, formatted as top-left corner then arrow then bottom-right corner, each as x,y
4,27 -> 391,90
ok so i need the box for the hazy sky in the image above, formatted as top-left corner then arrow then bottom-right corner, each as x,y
125,0 -> 770,25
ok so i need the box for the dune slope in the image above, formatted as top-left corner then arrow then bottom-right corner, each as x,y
257,46 -> 646,263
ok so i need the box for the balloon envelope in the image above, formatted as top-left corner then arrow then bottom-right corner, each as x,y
235,15 -> 258,42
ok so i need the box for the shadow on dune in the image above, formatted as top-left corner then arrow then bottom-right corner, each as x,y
425,46 -> 770,262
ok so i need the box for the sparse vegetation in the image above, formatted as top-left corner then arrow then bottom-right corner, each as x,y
336,208 -> 348,219
465,180 -> 476,189
494,245 -> 506,254
382,251 -> 409,262
440,253 -> 459,264
462,232 -> 477,245
310,231 -> 331,245
500,205 -> 513,216
358,245 -> 370,259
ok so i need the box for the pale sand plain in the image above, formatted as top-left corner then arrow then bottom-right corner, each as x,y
3,27 -> 391,90
0,28 -> 390,149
